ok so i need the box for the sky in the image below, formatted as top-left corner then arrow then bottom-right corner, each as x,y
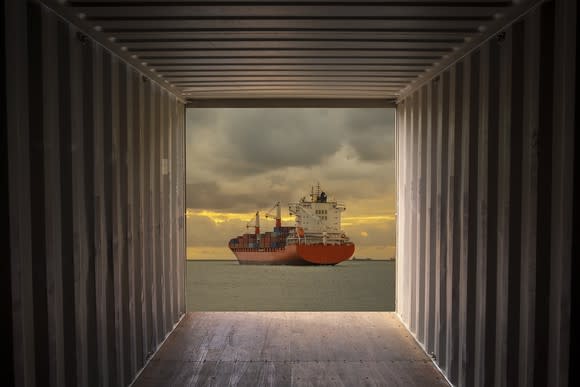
186,108 -> 396,260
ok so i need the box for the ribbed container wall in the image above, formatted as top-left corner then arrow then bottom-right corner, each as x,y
4,1 -> 186,387
395,1 -> 576,386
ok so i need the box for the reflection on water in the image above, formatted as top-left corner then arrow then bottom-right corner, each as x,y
186,260 -> 395,311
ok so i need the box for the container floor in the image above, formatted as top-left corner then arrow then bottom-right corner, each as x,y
132,312 -> 449,386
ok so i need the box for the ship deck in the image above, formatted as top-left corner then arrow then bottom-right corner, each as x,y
132,312 -> 449,386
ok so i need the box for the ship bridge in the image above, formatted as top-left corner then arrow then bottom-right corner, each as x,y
3,1 -> 576,387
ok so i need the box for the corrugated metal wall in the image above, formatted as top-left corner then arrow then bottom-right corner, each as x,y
395,1 -> 576,386
4,1 -> 186,386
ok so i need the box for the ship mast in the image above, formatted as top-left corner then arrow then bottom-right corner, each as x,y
275,202 -> 281,228
255,211 -> 260,237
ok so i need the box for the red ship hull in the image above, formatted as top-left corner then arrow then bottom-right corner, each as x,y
231,243 -> 355,265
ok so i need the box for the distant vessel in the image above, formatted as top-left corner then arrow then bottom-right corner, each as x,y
228,185 -> 355,265
352,257 -> 372,261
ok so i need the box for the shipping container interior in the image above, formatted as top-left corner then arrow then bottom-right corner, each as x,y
3,0 -> 576,386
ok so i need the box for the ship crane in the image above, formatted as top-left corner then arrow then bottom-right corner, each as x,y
263,201 -> 282,228
245,211 -> 260,240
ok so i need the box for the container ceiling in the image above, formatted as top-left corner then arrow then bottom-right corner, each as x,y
46,0 -> 538,105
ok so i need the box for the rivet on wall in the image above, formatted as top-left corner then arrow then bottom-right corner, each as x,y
76,31 -> 88,45
496,31 -> 507,43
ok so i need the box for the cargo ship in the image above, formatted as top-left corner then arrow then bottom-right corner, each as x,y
228,185 -> 355,265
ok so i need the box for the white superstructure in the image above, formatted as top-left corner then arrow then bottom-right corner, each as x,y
287,184 -> 350,245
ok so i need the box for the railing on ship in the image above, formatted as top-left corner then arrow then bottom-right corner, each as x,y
287,233 -> 350,246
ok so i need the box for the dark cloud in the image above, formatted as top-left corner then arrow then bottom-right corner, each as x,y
186,108 -> 396,250
186,181 -> 295,212
349,135 -> 394,162
186,108 -> 395,182
209,109 -> 343,170
344,109 -> 395,133
343,109 -> 395,161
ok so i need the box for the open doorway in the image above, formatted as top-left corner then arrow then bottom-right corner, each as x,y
185,108 -> 396,311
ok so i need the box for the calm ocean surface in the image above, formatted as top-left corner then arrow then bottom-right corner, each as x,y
186,260 -> 395,311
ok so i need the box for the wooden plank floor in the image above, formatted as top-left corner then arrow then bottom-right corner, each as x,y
132,312 -> 449,387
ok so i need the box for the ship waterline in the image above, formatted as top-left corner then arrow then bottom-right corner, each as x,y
232,243 -> 356,265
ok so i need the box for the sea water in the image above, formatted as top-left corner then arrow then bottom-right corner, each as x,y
186,260 -> 395,311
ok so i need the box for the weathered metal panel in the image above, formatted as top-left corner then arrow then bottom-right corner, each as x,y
417,86 -> 427,343
494,24 -> 512,387
506,20 -> 525,387
548,0 -> 575,385
409,91 -> 418,334
423,83 -> 438,353
118,60 -> 132,387
396,1 -> 575,386
5,2 -> 186,386
404,96 -> 412,325
0,0 -> 14,381
28,5 -> 50,386
434,70 -> 449,368
168,93 -> 176,331
142,77 -> 154,355
111,52 -> 124,387
125,64 -> 138,380
148,81 -> 158,350
473,42 -> 490,387
56,19 -> 79,387
460,50 -> 480,387
176,102 -> 186,316
445,62 -> 462,384
132,68 -> 145,370
138,64 -> 150,362
152,83 -> 162,347
70,23 -> 91,387
92,42 -> 110,387
81,27 -> 100,387
6,1 -> 35,386
423,81 -> 433,353
161,90 -> 169,337
41,8 -> 66,387
485,37 -> 500,387
395,97 -> 410,323
519,9 -> 541,387
102,48 -> 119,387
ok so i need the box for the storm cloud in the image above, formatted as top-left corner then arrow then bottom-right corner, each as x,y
186,181 -> 296,212
186,108 -> 395,210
